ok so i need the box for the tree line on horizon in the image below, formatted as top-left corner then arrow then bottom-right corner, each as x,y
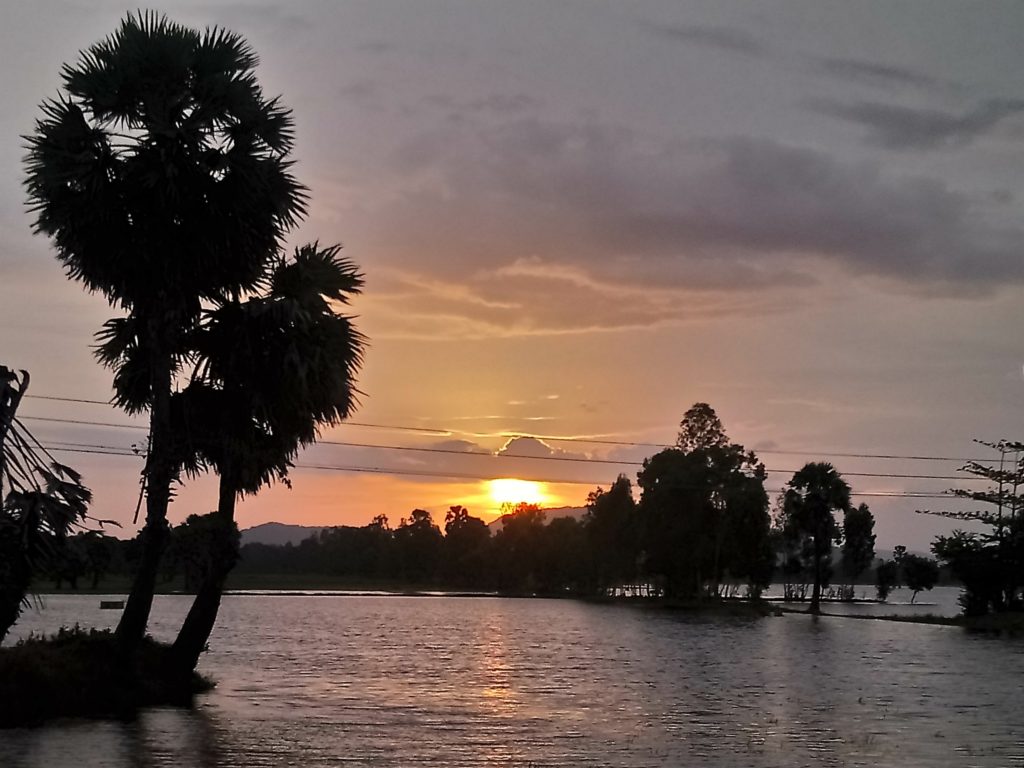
227,403 -> 947,610
32,403 -> 948,613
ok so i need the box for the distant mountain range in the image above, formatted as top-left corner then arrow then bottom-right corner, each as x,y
241,522 -> 325,547
241,506 -> 589,546
485,506 -> 588,532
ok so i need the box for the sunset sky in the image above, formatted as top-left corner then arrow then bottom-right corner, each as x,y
3,1 -> 1024,551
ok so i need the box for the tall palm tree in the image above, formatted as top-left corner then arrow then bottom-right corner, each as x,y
24,13 -> 306,646
168,244 -> 364,670
781,462 -> 851,615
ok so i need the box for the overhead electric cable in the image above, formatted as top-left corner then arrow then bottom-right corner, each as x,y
22,392 -> 1008,462
33,429 -> 987,483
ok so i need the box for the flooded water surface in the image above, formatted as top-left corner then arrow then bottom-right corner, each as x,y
3,592 -> 1023,767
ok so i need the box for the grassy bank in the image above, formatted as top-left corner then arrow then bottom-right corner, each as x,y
0,627 -> 212,728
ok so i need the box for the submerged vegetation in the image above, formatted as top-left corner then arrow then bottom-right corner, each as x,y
0,627 -> 211,727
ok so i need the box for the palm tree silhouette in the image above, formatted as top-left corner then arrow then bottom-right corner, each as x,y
0,367 -> 92,641
167,244 -> 364,670
782,462 -> 851,615
24,13 -> 306,645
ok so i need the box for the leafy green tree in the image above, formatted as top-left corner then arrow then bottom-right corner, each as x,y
841,503 -> 876,586
80,531 -> 118,589
492,503 -> 546,593
442,506 -> 492,588
875,559 -> 899,601
901,553 -> 940,604
584,476 -> 637,595
24,13 -> 307,647
50,537 -> 87,590
394,509 -> 444,583
638,404 -> 770,600
536,516 -> 588,594
676,402 -> 728,453
927,440 -> 1024,615
780,463 -> 851,615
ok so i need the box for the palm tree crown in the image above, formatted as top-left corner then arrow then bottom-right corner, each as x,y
24,10 -> 305,309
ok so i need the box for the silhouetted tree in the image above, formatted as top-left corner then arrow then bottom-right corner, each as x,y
875,559 -> 899,601
394,509 -> 444,583
170,246 -> 364,670
536,516 -> 587,594
928,441 -> 1024,615
676,402 -> 728,453
901,553 -> 940,604
79,531 -> 117,589
780,463 -> 851,615
1,367 -> 92,640
442,506 -> 492,588
638,404 -> 771,600
584,476 -> 637,595
492,503 -> 546,593
25,12 -> 307,648
841,503 -> 876,593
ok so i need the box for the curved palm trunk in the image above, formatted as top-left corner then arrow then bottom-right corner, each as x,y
117,340 -> 174,646
171,473 -> 239,671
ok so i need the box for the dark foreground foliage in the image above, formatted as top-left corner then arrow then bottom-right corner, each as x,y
0,627 -> 211,728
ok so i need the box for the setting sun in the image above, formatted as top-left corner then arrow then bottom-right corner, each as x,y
487,478 -> 549,507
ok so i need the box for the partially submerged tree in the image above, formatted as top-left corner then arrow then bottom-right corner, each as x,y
165,246 -> 364,670
780,463 -> 851,615
925,440 -> 1024,615
875,559 -> 899,601
24,12 -> 307,647
901,553 -> 940,604
840,503 -> 876,597
637,403 -> 772,600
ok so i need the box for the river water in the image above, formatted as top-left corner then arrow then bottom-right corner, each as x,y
2,589 -> 1023,767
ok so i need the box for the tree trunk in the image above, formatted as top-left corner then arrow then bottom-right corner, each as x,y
117,334 -> 175,647
810,533 -> 823,616
171,473 -> 239,671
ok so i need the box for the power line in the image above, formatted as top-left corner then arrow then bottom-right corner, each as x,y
270,463 -> 959,499
23,415 -> 147,431
24,395 -> 114,406
25,395 -> 1002,463
32,426 -> 987,482
35,442 -> 962,500
22,409 -> 999,467
24,414 -> 996,483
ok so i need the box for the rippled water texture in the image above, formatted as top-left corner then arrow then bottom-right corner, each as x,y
3,592 -> 1023,767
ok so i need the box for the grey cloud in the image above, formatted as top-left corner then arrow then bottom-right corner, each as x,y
362,114 -> 1024,337
498,436 -> 588,461
424,92 -> 540,117
809,97 -> 1024,150
648,22 -> 766,57
428,439 -> 490,454
816,57 -> 940,91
